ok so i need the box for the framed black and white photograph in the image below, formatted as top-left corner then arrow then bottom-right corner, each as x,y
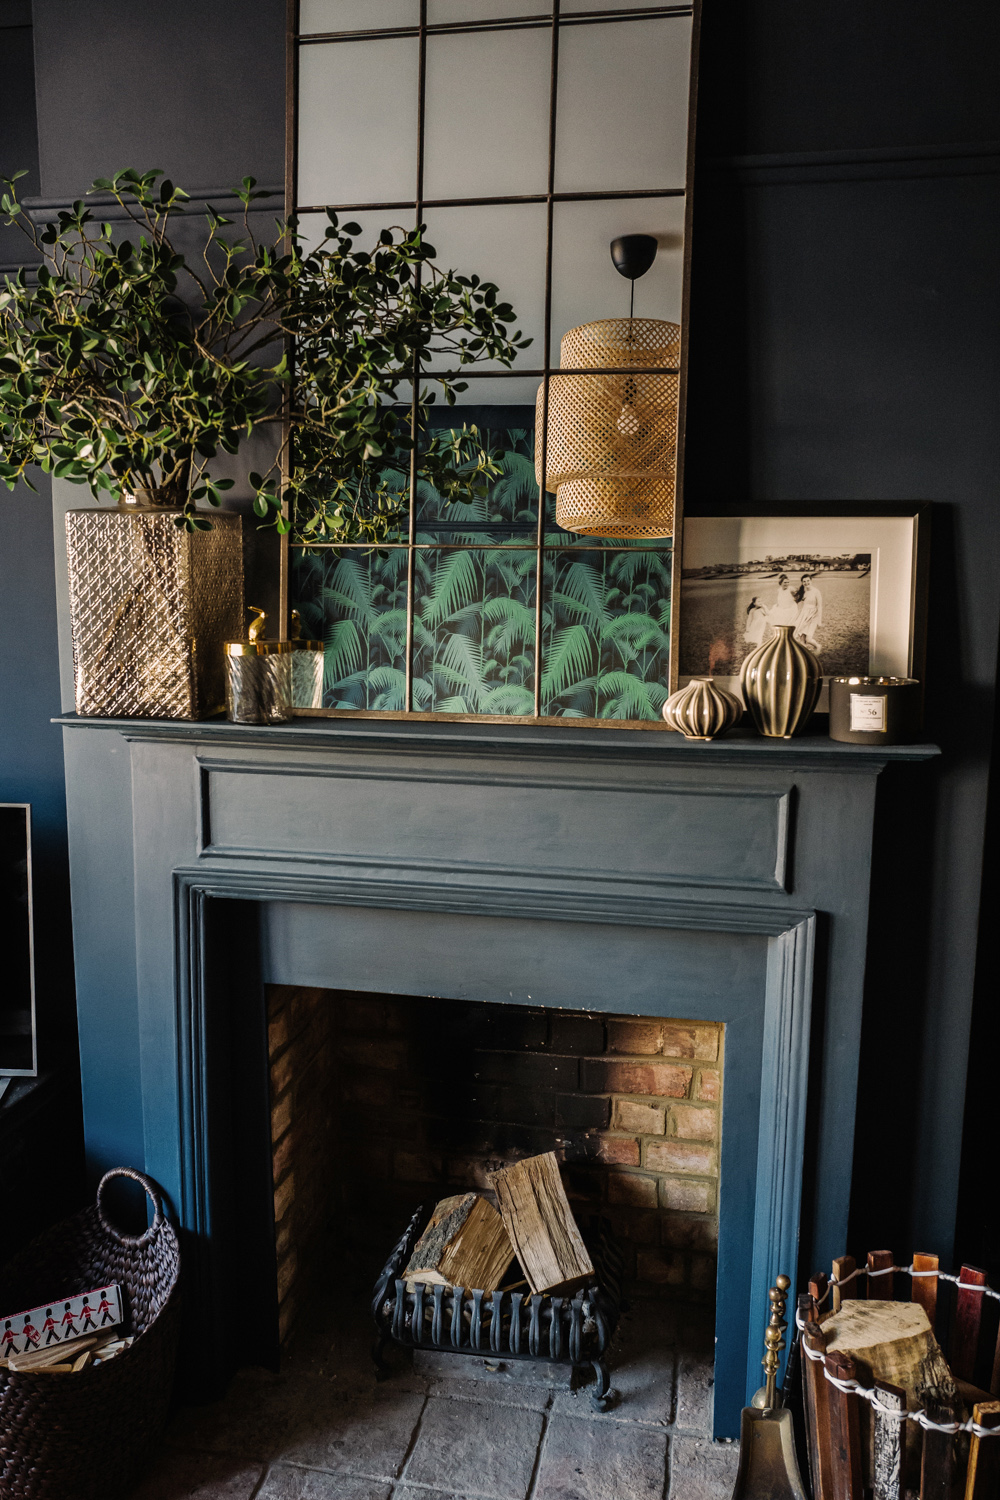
678,507 -> 928,703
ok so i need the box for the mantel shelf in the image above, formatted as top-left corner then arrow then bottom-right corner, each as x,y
55,713 -> 941,770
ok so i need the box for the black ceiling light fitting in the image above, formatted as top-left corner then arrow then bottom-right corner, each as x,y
610,233 -> 659,319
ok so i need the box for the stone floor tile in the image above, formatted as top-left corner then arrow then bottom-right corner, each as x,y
424,1375 -> 553,1411
550,1300 -> 677,1427
279,1385 -> 426,1477
395,1491 -> 486,1500
126,1449 -> 265,1499
668,1436 -> 739,1500
674,1349 -> 715,1433
165,1370 -> 316,1461
403,1396 -> 545,1499
533,1415 -> 669,1499
257,1466 -> 391,1498
415,1349 -> 569,1389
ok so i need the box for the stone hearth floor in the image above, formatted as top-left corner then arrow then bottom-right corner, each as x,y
128,1273 -> 738,1500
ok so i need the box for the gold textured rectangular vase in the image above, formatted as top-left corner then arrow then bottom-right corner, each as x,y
65,507 -> 244,720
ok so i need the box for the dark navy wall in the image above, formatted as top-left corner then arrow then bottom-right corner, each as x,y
31,0 -> 285,196
0,0 -> 41,270
686,0 -> 1000,1266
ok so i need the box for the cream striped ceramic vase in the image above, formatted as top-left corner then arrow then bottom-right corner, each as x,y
739,624 -> 822,738
662,676 -> 744,739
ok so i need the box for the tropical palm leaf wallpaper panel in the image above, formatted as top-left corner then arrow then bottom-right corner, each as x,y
413,547 -> 536,714
290,413 -> 673,721
541,549 -> 672,720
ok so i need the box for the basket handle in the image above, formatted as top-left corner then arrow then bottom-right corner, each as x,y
96,1168 -> 166,1247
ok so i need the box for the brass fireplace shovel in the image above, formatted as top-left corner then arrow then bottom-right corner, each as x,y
729,1276 -> 810,1500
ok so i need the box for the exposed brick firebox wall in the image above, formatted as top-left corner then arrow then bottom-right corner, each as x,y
269,986 -> 339,1341
267,985 -> 723,1329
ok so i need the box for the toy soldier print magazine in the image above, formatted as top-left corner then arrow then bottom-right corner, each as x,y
0,1285 -> 123,1359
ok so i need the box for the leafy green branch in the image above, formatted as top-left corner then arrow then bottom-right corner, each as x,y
0,168 -> 530,538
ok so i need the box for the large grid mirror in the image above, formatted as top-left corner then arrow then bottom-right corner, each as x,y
286,1 -> 699,724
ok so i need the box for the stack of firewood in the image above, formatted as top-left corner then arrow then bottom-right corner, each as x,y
1,1332 -> 133,1375
792,1250 -> 1000,1499
403,1151 -> 594,1296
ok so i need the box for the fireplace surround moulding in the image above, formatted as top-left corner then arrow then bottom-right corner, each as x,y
56,714 -> 938,1438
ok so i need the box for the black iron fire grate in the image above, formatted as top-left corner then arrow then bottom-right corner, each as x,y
371,1206 -> 624,1410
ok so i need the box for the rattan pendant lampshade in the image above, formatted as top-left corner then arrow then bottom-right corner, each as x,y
536,317 -> 681,539
536,234 -> 680,538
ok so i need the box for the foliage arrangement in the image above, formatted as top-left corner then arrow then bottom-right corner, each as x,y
0,168 -> 529,536
292,425 -> 673,721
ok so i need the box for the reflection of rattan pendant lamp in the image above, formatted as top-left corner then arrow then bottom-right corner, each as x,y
536,234 -> 680,538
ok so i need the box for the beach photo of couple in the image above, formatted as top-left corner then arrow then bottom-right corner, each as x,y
680,552 -> 872,679
743,571 -> 826,653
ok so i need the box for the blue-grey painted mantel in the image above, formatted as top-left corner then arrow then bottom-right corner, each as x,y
57,713 -> 938,1436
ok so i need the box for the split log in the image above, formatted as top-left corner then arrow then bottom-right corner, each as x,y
821,1299 -> 957,1405
964,1400 -> 1000,1499
912,1252 -> 940,1333
488,1152 -> 594,1296
872,1380 -> 906,1500
404,1194 -> 515,1292
821,1298 -> 957,1495
3,1331 -> 106,1373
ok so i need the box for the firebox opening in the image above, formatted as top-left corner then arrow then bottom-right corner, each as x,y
266,985 -> 723,1348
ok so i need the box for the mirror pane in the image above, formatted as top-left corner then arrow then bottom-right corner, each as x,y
423,28 -> 551,199
564,0 -> 669,10
421,203 -> 547,376
550,195 -> 685,352
437,374 -> 544,405
300,0 -> 418,32
540,547 -> 672,719
427,1 -> 550,19
291,548 -> 410,710
416,405 -> 538,528
554,17 -> 692,194
295,208 -> 419,255
413,548 -> 537,714
298,38 -> 419,206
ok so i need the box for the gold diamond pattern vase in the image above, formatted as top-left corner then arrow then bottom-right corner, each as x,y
65,503 -> 244,720
739,624 -> 822,739
662,676 -> 744,740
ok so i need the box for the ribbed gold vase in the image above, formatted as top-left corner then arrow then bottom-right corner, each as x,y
662,677 -> 743,740
739,625 -> 822,739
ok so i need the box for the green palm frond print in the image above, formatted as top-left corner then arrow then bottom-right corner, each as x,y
290,420 -> 672,721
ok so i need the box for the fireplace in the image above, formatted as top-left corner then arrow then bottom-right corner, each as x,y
268,985 -> 724,1343
58,713 -> 937,1436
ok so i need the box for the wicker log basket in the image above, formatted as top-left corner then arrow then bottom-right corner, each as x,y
0,1169 -> 181,1500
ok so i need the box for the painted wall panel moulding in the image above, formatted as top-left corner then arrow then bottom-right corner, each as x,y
199,759 -> 793,893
